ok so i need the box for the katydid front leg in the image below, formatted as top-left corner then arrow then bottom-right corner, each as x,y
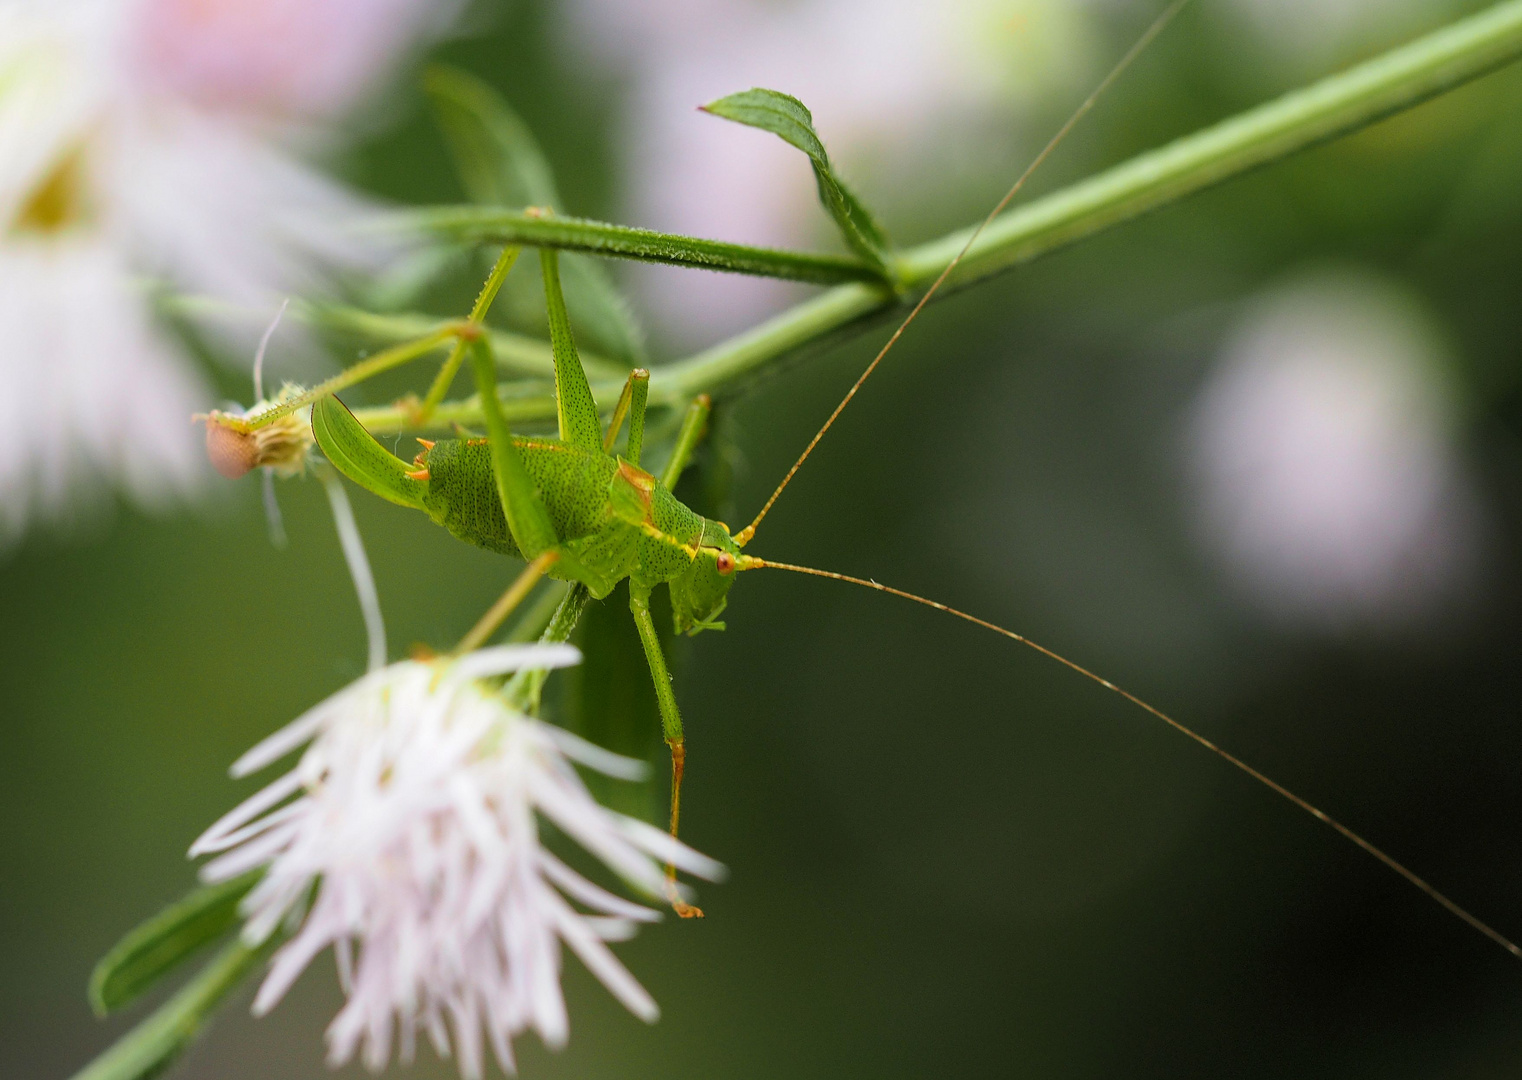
629,581 -> 703,918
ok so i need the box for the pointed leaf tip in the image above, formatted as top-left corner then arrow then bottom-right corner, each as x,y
73,936 -> 268,1080
88,872 -> 261,1017
702,87 -> 890,275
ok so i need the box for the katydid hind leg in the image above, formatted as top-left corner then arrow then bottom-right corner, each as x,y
624,369 -> 649,467
628,582 -> 704,918
540,247 -> 604,453
467,338 -> 560,558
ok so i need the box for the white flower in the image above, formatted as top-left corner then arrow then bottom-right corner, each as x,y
191,646 -> 724,1078
1186,268 -> 1481,632
0,0 -> 451,540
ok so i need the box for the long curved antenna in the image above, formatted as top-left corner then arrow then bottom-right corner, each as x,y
735,0 -> 1191,546
753,557 -> 1522,961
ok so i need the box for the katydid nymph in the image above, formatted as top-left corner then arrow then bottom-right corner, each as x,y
283,4 -> 1519,954
308,236 -> 1521,953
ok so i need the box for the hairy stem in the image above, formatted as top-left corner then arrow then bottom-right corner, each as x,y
392,208 -> 889,285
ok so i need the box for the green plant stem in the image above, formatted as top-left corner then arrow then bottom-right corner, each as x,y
164,294 -> 625,380
352,0 -> 1522,433
395,207 -> 888,285
247,325 -> 461,429
415,245 -> 521,426
69,938 -> 268,1080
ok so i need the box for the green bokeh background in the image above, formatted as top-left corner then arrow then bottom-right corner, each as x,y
9,2 -> 1522,1077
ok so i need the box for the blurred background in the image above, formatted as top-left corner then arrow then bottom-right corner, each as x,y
8,0 -> 1522,1076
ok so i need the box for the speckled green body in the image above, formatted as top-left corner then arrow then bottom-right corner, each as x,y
312,247 -> 742,768
419,435 -> 743,634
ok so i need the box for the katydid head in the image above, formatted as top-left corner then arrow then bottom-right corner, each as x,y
668,521 -> 763,636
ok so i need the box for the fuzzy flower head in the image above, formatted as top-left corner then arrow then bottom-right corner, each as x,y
192,645 -> 723,1078
0,0 -> 452,540
199,387 -> 314,480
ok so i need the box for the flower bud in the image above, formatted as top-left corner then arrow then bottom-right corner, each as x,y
198,388 -> 314,480
203,416 -> 259,479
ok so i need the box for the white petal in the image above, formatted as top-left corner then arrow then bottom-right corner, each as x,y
449,643 -> 582,682
617,815 -> 729,882
540,723 -> 649,781
538,850 -> 660,923
547,893 -> 658,1023
190,768 -> 302,855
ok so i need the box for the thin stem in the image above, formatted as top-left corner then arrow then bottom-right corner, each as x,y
245,325 -> 462,429
415,246 -> 521,426
251,299 -> 288,402
68,937 -> 271,1080
505,583 -> 591,712
352,0 -> 1522,433
160,294 -> 623,379
455,551 -> 559,655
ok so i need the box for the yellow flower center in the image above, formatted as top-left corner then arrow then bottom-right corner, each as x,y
12,146 -> 89,235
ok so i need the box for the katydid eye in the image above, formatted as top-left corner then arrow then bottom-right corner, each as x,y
716,552 -> 735,575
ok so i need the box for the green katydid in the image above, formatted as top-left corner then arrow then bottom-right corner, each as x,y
300,12 -> 1522,950
314,246 -> 754,912
69,10 -> 1522,1080
311,236 -> 1522,952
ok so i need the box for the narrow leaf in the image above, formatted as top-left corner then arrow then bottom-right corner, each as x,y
393,207 -> 885,285
702,88 -> 891,273
89,872 -> 260,1017
71,939 -> 267,1080
426,64 -> 560,209
312,395 -> 429,510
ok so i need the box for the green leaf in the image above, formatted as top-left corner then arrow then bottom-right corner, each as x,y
702,88 -> 891,274
312,395 -> 429,510
72,938 -> 268,1080
392,207 -> 886,285
426,65 -> 647,366
89,873 -> 260,1017
426,65 -> 560,209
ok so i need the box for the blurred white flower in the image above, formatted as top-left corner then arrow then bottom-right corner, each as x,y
1186,269 -> 1480,632
0,0 -> 452,541
562,0 -> 1100,343
192,646 -> 723,1078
